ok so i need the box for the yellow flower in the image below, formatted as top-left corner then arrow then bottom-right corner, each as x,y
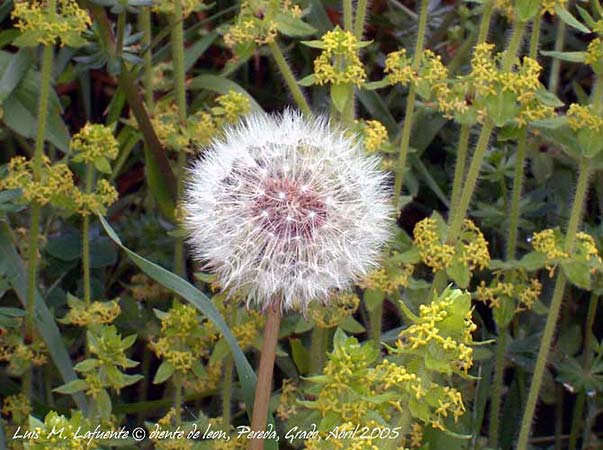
12,0 -> 91,47
384,49 -> 415,85
313,27 -> 367,86
70,123 -> 119,164
567,103 -> 603,132
152,0 -> 205,17
310,291 -> 360,328
361,120 -> 388,153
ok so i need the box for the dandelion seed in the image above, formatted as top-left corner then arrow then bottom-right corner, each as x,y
183,110 -> 392,311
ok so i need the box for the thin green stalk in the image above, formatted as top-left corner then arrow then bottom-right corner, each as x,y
568,293 -> 599,450
175,376 -> 183,425
222,355 -> 234,426
517,157 -> 592,450
343,0 -> 353,31
116,10 -> 126,58
369,301 -> 383,344
309,326 -> 326,373
450,125 -> 471,213
171,1 -> 187,277
139,7 -> 154,109
548,19 -> 566,94
24,29 -> 56,399
506,18 -> 540,259
447,122 -> 494,242
477,0 -> 494,44
488,331 -> 506,448
392,0 -> 430,209
267,41 -> 311,115
353,0 -> 369,38
82,165 -> 94,307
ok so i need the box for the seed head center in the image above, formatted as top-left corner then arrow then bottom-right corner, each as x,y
254,176 -> 327,239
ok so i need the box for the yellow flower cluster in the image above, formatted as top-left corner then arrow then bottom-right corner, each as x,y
360,120 -> 389,153
494,0 -> 565,20
397,296 -> 476,374
11,0 -> 91,47
540,0 -> 567,15
0,326 -> 47,375
310,291 -> 360,328
183,359 -> 224,393
413,217 -> 490,273
313,28 -> 367,86
585,37 -> 603,73
1,394 -> 32,423
73,179 -> 119,216
276,378 -> 299,420
575,232 -> 603,271
358,261 -> 414,295
224,0 -> 303,51
60,299 -> 121,327
409,423 -> 423,448
233,310 -> 264,348
148,408 -> 195,450
70,123 -> 119,164
151,302 -> 217,373
384,49 -> 415,85
150,92 -> 251,151
28,412 -> 94,450
0,156 -> 74,206
476,269 -> 542,311
152,0 -> 205,17
567,103 -> 603,132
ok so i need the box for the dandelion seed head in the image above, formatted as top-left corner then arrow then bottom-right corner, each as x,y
184,110 -> 393,311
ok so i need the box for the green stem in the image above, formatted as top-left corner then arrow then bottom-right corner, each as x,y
24,30 -> 56,399
116,10 -> 126,58
139,7 -> 154,109
488,331 -> 506,448
175,375 -> 183,425
222,355 -> 234,426
516,157 -> 592,450
548,19 -> 566,94
343,0 -> 353,31
369,301 -> 383,344
450,125 -> 471,213
82,165 -> 94,307
501,21 -> 527,72
477,0 -> 494,44
447,122 -> 494,242
267,41 -> 311,115
568,293 -> 599,450
171,2 -> 187,277
353,0 -> 369,38
507,19 -> 539,259
392,0 -> 429,208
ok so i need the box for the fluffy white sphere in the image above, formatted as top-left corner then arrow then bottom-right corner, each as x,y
183,110 -> 393,311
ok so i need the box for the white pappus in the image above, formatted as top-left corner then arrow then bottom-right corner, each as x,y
183,110 -> 393,311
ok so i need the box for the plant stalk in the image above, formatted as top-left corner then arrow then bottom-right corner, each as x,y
548,19 -> 566,94
222,355 -> 234,426
267,41 -> 311,115
139,7 -> 154,109
249,305 -> 282,450
450,124 -> 471,213
392,0 -> 430,209
516,157 -> 592,450
309,326 -> 326,373
353,0 -> 369,38
488,331 -> 506,448
568,293 -> 599,450
343,0 -> 353,31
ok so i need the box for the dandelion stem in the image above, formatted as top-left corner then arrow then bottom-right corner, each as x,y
171,1 -> 187,277
568,292 -> 599,450
250,304 -> 282,450
517,157 -> 592,450
268,41 -> 311,115
392,0 -> 430,210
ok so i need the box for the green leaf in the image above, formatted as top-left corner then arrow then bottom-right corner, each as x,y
561,260 -> 591,289
518,252 -> 547,271
96,389 -> 112,421
142,143 -> 176,222
532,115 -> 568,129
298,74 -> 316,87
0,223 -> 88,412
94,157 -> 112,174
540,50 -> 586,63
275,14 -> 317,37
187,74 -> 263,112
338,316 -> 366,334
289,338 -> 309,375
447,259 -> 471,288
576,5 -> 597,31
362,79 -> 390,90
555,5 -> 591,33
330,83 -> 351,113
53,379 -> 88,394
98,216 -> 277,448
516,0 -> 540,21
73,359 -> 100,373
153,360 -> 175,384
300,39 -> 325,49
0,50 -> 31,102
535,88 -> 564,107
